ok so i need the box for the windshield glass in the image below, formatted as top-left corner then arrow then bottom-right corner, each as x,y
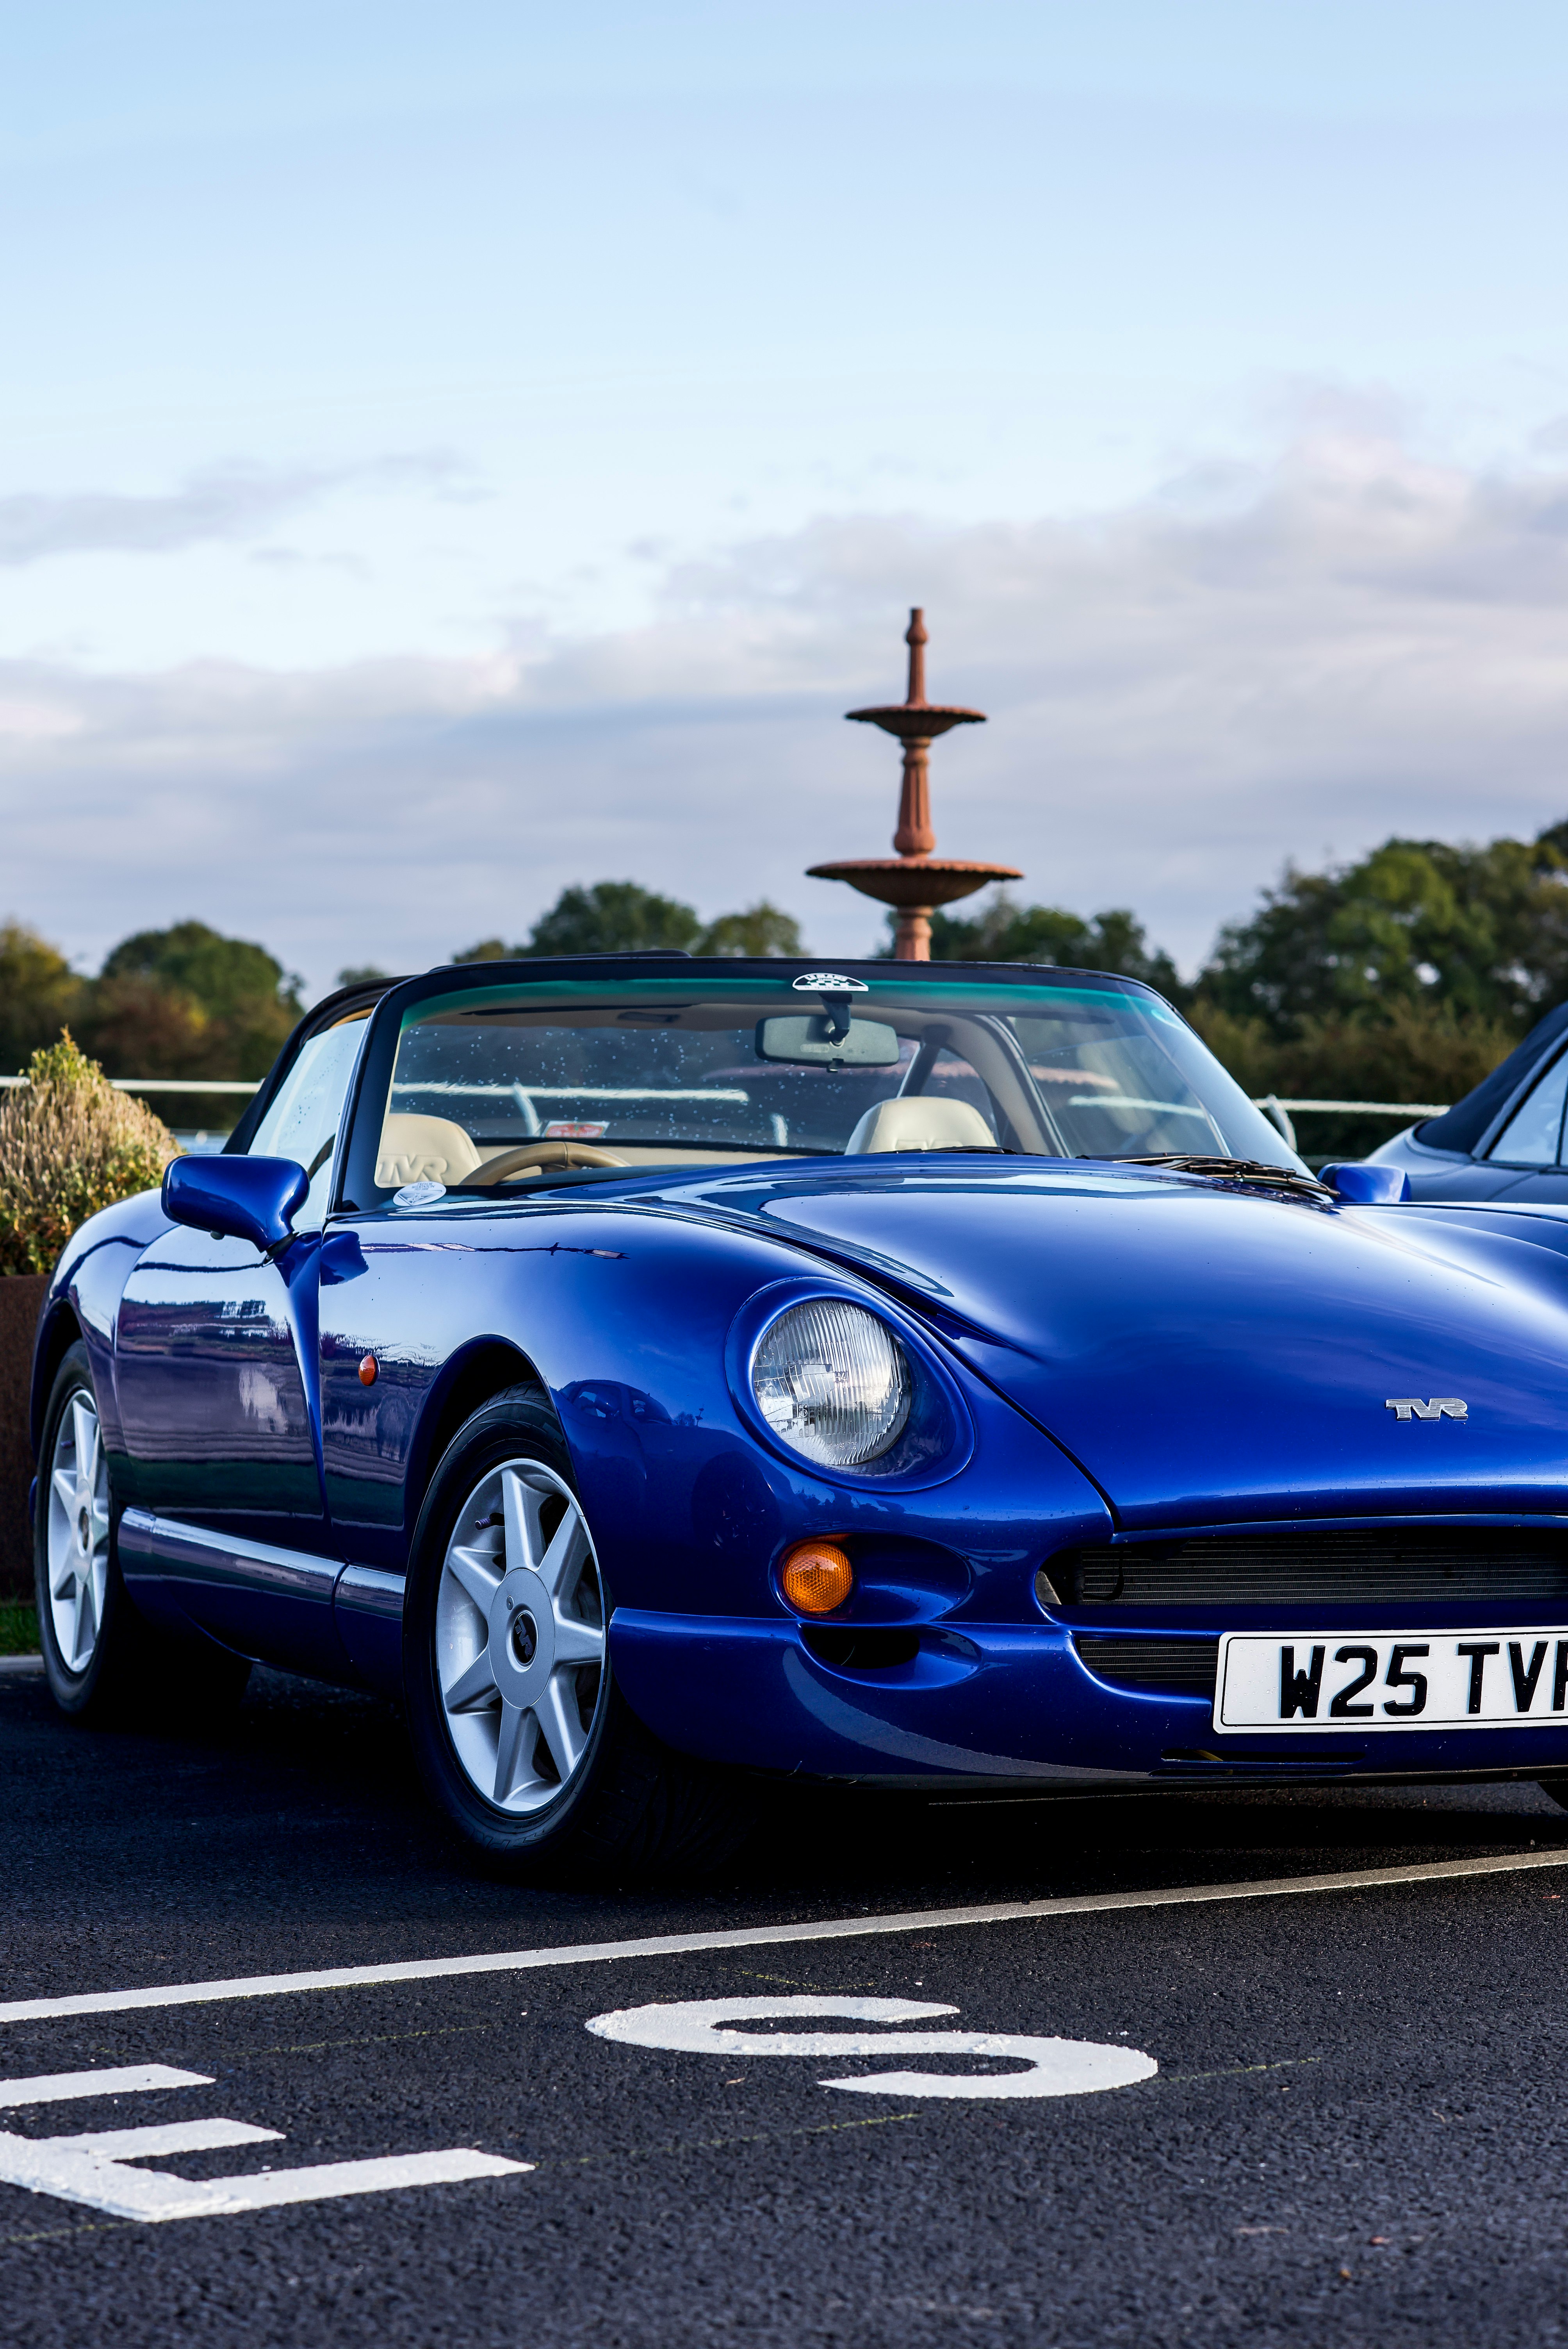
364,973 -> 1294,1194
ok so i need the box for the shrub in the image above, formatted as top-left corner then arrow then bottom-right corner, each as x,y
0,1033 -> 178,1278
1188,998 -> 1516,1163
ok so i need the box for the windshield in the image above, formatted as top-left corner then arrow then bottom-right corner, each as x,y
360,972 -> 1294,1194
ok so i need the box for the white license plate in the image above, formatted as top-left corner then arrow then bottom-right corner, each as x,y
1214,1629 -> 1568,1733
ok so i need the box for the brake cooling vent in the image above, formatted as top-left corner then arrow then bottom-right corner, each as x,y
1074,1636 -> 1218,1697
1041,1528 -> 1568,1609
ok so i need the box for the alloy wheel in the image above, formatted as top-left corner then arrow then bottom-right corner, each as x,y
46,1389 -> 110,1675
435,1458 -> 608,1813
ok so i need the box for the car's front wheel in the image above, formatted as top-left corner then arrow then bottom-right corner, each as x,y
404,1389 -> 752,1875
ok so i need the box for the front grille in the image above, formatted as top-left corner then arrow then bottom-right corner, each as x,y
1042,1529 -> 1568,1610
1074,1635 -> 1218,1696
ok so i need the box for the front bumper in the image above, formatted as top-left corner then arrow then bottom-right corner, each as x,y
609,1610 -> 1568,1788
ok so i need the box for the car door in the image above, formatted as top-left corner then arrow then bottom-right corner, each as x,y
114,1012 -> 370,1674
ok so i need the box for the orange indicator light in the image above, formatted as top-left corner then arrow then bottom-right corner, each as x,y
779,1540 -> 853,1616
359,1355 -> 378,1387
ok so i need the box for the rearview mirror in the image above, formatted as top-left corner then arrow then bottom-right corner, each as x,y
162,1156 -> 310,1251
756,1016 -> 902,1068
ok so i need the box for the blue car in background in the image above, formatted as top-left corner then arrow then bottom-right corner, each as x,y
29,954 -> 1568,1873
1368,1000 -> 1568,1206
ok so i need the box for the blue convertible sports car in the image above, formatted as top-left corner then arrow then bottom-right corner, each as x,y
30,953 -> 1568,1870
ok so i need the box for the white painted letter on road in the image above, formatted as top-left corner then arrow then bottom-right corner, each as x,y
585,1996 -> 1156,2099
0,2068 -> 531,2222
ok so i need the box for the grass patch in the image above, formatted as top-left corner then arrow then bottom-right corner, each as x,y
0,1600 -> 39,1655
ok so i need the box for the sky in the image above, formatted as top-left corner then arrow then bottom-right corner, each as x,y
5,1 -> 1568,997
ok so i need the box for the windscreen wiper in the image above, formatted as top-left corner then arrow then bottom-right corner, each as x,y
1107,1153 -> 1335,1199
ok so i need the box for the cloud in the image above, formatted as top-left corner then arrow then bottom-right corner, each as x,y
0,453 -> 473,565
4,421 -> 1568,993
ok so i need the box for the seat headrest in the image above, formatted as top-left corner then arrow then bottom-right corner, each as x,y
376,1112 -> 482,1188
844,1097 -> 998,1155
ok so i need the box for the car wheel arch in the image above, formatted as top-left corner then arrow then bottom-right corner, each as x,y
406,1339 -> 556,1525
30,1302 -> 85,1460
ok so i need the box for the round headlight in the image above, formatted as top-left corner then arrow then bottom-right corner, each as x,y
750,1300 -> 911,1469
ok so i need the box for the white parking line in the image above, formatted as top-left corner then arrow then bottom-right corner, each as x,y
1,1847 -> 1563,2028
0,2067 -> 211,2107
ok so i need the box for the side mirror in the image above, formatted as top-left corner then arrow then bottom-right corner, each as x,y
1320,1162 -> 1411,1205
162,1156 -> 310,1251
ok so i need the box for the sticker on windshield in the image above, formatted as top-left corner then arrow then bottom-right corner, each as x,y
392,1181 -> 447,1207
543,1121 -> 609,1139
792,972 -> 868,993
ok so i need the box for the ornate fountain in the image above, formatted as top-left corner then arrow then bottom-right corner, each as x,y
807,608 -> 1021,959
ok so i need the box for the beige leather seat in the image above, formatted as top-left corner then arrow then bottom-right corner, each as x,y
845,1097 -> 997,1154
376,1113 -> 483,1188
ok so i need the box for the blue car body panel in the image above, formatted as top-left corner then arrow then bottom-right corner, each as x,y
647,1164 -> 1568,1523
29,968 -> 1568,1795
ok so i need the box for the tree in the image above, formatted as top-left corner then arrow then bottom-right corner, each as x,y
454,884 -> 701,962
1185,822 -> 1568,1161
695,901 -> 805,957
81,920 -> 304,1079
914,892 -> 1187,1003
1199,828 -> 1568,1038
529,882 -> 704,957
453,884 -> 807,963
0,922 -> 85,1075
100,920 -> 302,1021
76,976 -> 212,1082
336,964 -> 390,986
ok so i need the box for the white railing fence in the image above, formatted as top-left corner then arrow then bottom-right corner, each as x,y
0,1077 -> 260,1094
1251,1094 -> 1446,1152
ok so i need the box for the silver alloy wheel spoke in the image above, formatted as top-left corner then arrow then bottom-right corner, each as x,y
536,1673 -> 587,1782
435,1455 -> 608,1816
493,1701 -> 530,1804
445,1544 -> 503,1612
551,1611 -> 606,1668
444,1653 -> 501,1714
535,1506 -> 586,1598
45,1385 -> 111,1676
501,1469 -> 548,1579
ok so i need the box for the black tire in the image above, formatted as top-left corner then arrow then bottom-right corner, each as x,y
404,1388 -> 753,1877
35,1339 -> 251,1727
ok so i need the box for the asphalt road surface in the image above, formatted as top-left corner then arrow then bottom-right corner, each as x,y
4,1663 -> 1568,2348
